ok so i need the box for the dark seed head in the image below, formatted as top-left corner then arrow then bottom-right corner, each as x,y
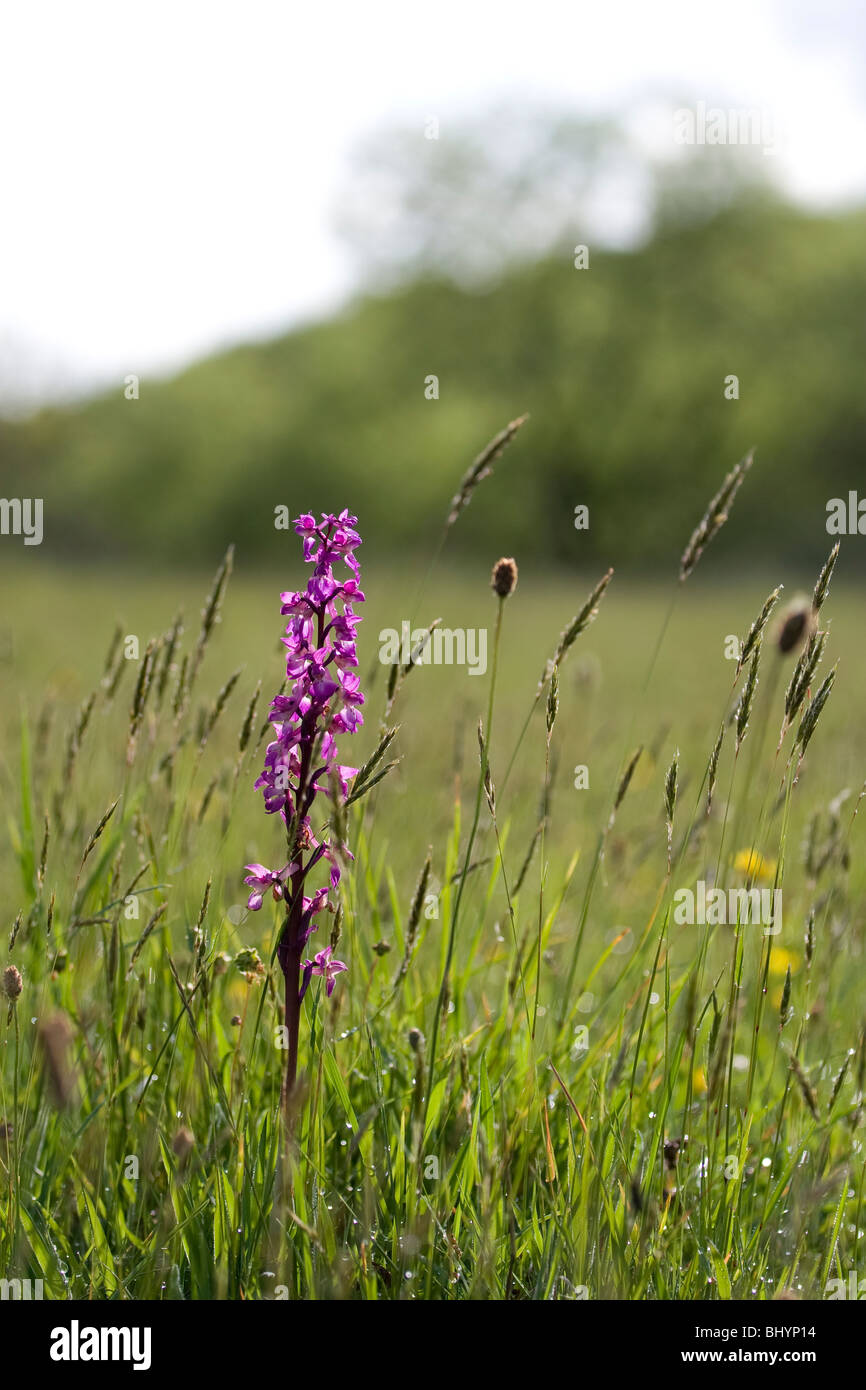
491,557 -> 518,599
2,965 -> 22,1000
408,1027 -> 425,1053
776,599 -> 816,655
2,967 -> 22,1000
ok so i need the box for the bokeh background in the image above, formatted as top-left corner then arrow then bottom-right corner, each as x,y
1,1 -> 864,901
2,2 -> 866,578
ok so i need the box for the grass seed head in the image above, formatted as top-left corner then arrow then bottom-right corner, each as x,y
779,965 -> 792,1027
237,681 -> 261,753
776,598 -> 816,656
805,908 -> 815,965
795,663 -> 838,755
739,585 -> 783,672
664,749 -> 679,869
679,451 -> 753,582
784,629 -> 827,732
540,568 -> 614,691
735,645 -> 761,753
446,415 -> 528,529
609,745 -> 643,830
663,1139 -> 681,1170
664,750 -> 679,824
830,1055 -> 850,1113
478,720 -> 496,817
491,556 -> 518,598
546,665 -> 559,737
812,541 -> 840,614
156,610 -> 184,704
790,1054 -> 820,1122
705,724 -> 725,816
8,911 -> 22,953
401,850 -> 432,971
2,964 -> 22,1000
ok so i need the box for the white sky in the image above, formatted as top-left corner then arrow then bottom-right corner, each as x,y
2,0 -> 865,408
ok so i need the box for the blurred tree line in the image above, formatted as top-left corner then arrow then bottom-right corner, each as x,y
2,107 -> 864,574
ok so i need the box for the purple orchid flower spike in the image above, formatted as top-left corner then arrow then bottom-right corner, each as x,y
243,510 -> 364,1122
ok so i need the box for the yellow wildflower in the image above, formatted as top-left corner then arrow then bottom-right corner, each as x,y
769,946 -> 800,977
734,848 -> 777,883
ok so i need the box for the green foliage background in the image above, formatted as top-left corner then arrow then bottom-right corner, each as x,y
3,198 -> 864,573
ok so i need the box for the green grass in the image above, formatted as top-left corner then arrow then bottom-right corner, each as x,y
1,533 -> 865,1300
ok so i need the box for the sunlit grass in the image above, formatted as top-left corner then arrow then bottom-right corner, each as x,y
1,539 -> 864,1300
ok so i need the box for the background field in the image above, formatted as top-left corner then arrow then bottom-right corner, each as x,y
1,518 -> 864,1298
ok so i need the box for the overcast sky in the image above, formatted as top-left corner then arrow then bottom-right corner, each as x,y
2,0 -> 865,409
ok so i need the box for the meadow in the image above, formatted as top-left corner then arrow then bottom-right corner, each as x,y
1,461 -> 864,1301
